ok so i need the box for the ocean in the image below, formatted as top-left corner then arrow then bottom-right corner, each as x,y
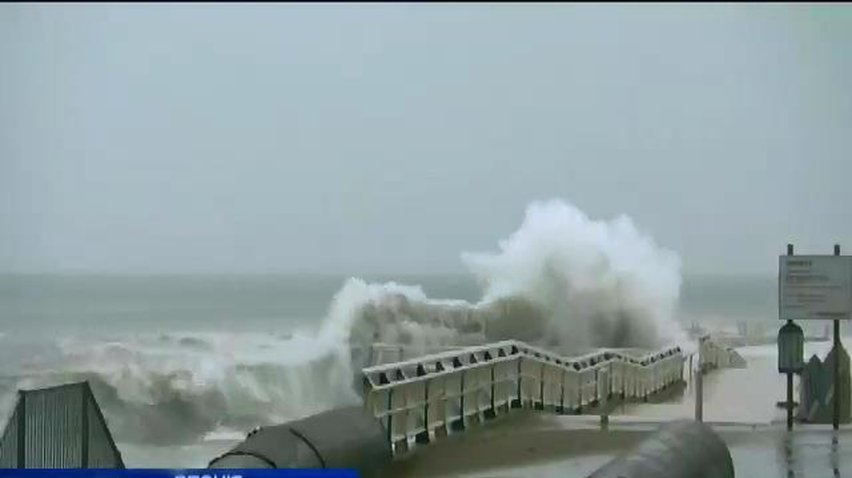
0,200 -> 790,470
0,272 -> 795,469
0,273 -> 493,467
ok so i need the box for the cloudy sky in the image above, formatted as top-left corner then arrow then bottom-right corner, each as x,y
1,3 -> 850,276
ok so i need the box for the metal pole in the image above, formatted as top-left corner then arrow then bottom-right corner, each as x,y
16,393 -> 25,468
787,372 -> 794,431
81,384 -> 89,468
787,244 -> 794,431
833,243 -> 841,430
600,369 -> 609,430
386,387 -> 393,446
689,354 -> 693,383
695,365 -> 703,422
695,340 -> 703,422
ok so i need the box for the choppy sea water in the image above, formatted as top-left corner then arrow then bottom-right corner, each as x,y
0,273 -> 844,472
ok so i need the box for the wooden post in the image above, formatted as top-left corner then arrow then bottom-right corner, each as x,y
834,243 -> 842,430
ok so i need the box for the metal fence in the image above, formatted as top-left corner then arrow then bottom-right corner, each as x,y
0,382 -> 124,468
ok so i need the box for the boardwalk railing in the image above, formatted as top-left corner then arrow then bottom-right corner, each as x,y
361,340 -> 691,456
698,338 -> 747,370
359,343 -> 470,367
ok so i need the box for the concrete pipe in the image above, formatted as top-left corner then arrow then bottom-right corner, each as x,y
587,420 -> 734,478
208,406 -> 392,477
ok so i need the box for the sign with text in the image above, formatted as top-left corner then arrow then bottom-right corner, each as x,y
779,255 -> 852,320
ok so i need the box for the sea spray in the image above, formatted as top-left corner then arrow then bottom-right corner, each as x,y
337,199 -> 688,356
463,199 -> 687,351
2,198 -> 691,446
11,332 -> 362,444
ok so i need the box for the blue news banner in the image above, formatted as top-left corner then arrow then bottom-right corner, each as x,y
0,470 -> 359,478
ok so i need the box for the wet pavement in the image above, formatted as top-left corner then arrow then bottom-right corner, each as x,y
394,338 -> 852,477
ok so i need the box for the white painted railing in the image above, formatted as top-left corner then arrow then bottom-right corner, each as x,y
361,343 -> 469,367
361,340 -> 686,455
699,336 -> 747,370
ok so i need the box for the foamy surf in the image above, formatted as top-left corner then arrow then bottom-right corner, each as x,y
1,198 -> 693,446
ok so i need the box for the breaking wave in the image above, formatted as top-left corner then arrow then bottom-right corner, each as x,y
325,199 -> 686,357
4,199 -> 688,445
10,332 -> 359,445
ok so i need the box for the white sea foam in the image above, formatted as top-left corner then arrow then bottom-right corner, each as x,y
7,199 -> 690,444
464,199 -> 686,351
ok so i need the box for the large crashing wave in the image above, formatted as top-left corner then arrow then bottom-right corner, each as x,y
465,199 -> 685,351
5,199 -> 687,445
8,332 -> 361,445
328,199 -> 686,358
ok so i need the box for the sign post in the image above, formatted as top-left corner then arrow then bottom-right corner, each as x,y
778,244 -> 852,430
778,316 -> 803,430
778,244 -> 803,430
694,336 -> 706,423
834,244 -> 842,430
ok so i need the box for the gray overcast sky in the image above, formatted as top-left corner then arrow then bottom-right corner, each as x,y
1,4 -> 851,276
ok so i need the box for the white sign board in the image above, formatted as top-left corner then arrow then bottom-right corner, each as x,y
779,255 -> 852,320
